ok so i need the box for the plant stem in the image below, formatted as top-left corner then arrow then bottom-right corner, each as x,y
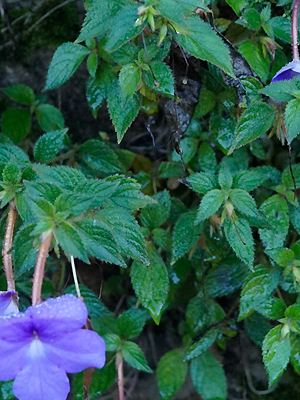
116,352 -> 125,400
292,0 -> 300,60
2,202 -> 17,291
32,232 -> 52,305
70,255 -> 81,298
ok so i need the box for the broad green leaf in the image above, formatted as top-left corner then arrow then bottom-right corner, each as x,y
239,40 -> 270,81
205,257 -> 249,297
76,219 -> 125,267
34,129 -> 68,163
157,349 -> 188,400
239,267 -> 281,320
119,63 -> 141,97
196,189 -> 224,223
117,308 -> 148,339
223,218 -> 254,268
122,341 -> 152,372
230,189 -> 259,218
259,195 -> 289,250
187,172 -> 218,194
285,98 -> 300,143
45,42 -> 89,90
191,351 -> 227,400
231,102 -> 275,150
2,108 -> 31,143
171,211 -> 202,264
185,329 -> 219,361
107,80 -> 140,143
13,224 -> 38,278
131,246 -> 169,324
105,4 -> 143,52
144,61 -> 174,96
78,139 -> 123,176
2,84 -> 35,105
140,190 -> 171,229
262,325 -> 291,386
35,104 -> 65,132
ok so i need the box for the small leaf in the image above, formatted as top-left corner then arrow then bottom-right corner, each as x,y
285,98 -> 300,143
122,341 -> 152,373
131,246 -> 169,324
191,351 -> 227,400
231,102 -> 275,151
157,349 -> 188,400
119,63 -> 141,97
262,325 -> 291,386
107,80 -> 140,143
2,84 -> 35,105
45,42 -> 89,90
2,108 -> 31,143
35,104 -> 65,132
34,129 -> 68,163
224,218 -> 254,267
197,189 -> 224,223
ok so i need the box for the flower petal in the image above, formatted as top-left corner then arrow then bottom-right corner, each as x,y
0,338 -> 28,380
27,295 -> 87,337
13,360 -> 69,400
45,329 -> 106,373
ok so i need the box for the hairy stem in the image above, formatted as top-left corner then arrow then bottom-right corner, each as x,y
32,232 -> 52,305
292,0 -> 300,60
116,352 -> 125,400
2,202 -> 17,291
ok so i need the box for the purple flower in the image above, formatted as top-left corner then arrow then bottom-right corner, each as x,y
0,295 -> 105,400
0,290 -> 18,315
272,60 -> 300,82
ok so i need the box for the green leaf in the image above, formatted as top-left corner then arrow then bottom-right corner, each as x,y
187,172 -> 218,194
35,104 -> 65,132
224,218 -> 254,267
140,190 -> 171,229
122,341 -> 152,373
231,102 -> 275,150
285,98 -> 300,143
78,139 -> 123,176
97,207 -> 149,265
262,325 -> 291,386
157,349 -> 188,400
185,329 -> 219,361
230,189 -> 259,218
45,42 -> 89,90
107,80 -> 140,143
131,246 -> 169,324
197,189 -> 224,223
105,4 -> 142,52
259,195 -> 289,251
119,63 -> 141,97
191,351 -> 227,400
238,40 -> 270,81
171,15 -> 233,76
205,257 -> 249,297
76,219 -> 125,267
144,61 -> 174,96
239,267 -> 281,320
2,108 -> 31,143
2,84 -> 35,105
171,211 -> 202,264
34,129 -> 68,163
117,308 -> 148,339
13,224 -> 38,278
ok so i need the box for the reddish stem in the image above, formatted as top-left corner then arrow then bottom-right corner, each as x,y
116,352 -> 125,400
32,232 -> 52,305
2,202 -> 17,291
292,0 -> 300,60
